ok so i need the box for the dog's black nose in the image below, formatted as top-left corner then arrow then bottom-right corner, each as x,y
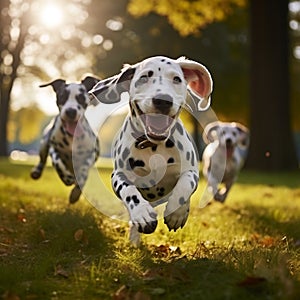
152,94 -> 173,113
65,108 -> 77,120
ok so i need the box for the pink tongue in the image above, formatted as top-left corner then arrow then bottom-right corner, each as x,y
65,121 -> 83,137
145,114 -> 172,133
226,146 -> 234,158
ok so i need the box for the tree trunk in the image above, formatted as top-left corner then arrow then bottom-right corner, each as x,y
0,88 -> 10,157
0,2 -> 29,157
247,0 -> 298,170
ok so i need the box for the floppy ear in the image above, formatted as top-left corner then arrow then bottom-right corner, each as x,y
202,121 -> 221,144
89,65 -> 136,104
81,75 -> 101,92
177,57 -> 213,111
233,122 -> 250,149
40,79 -> 66,93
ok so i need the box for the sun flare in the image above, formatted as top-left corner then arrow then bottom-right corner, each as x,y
40,3 -> 64,29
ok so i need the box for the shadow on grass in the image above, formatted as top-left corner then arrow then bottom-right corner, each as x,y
224,203 -> 300,242
108,243 -> 300,300
0,205 -> 115,299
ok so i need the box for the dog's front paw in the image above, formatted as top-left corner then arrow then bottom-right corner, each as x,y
69,186 -> 82,204
214,188 -> 227,203
30,165 -> 43,179
128,197 -> 158,234
164,197 -> 190,232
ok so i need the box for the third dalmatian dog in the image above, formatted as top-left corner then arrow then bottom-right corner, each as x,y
90,56 -> 213,245
31,76 -> 100,204
202,121 -> 250,203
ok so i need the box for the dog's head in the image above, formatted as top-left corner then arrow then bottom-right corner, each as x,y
90,56 -> 213,142
203,121 -> 250,157
40,76 -> 100,136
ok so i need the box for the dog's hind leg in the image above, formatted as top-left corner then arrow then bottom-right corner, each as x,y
129,222 -> 141,247
69,169 -> 88,204
215,181 -> 234,203
30,129 -> 52,179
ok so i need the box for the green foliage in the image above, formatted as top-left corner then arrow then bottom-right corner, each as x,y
128,0 -> 247,36
0,159 -> 300,299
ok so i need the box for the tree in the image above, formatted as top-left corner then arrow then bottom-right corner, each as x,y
127,0 -> 246,36
127,0 -> 298,171
247,0 -> 298,170
0,0 -> 102,157
0,0 -> 30,156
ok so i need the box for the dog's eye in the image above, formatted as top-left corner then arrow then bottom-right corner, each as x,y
57,90 -> 68,106
76,93 -> 87,107
232,131 -> 237,137
173,76 -> 182,84
136,75 -> 148,86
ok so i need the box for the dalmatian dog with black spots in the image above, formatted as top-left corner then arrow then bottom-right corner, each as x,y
202,121 -> 250,203
90,56 -> 213,245
31,76 -> 100,204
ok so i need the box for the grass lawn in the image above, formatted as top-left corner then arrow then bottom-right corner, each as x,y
0,158 -> 300,299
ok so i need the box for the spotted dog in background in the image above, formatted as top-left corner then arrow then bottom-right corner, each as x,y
202,121 -> 250,203
31,76 -> 100,204
90,56 -> 213,245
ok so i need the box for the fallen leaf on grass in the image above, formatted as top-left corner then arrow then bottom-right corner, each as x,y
237,276 -> 267,287
142,268 -> 161,281
251,233 -> 277,248
74,229 -> 89,245
17,213 -> 26,223
149,244 -> 181,258
112,285 -> 130,300
39,228 -> 46,240
2,291 -> 20,300
54,264 -> 69,278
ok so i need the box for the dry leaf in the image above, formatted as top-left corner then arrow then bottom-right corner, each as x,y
237,276 -> 267,287
17,213 -> 26,223
74,229 -> 84,241
251,233 -> 277,248
149,244 -> 182,258
142,268 -> 161,281
39,228 -> 46,240
113,285 -> 130,300
2,291 -> 20,300
74,229 -> 89,245
260,235 -> 276,247
54,264 -> 69,278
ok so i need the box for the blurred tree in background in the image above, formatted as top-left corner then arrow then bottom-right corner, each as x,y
1,0 -> 299,170
124,0 -> 298,170
128,0 -> 246,36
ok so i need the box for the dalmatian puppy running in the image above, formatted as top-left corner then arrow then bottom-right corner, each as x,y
90,56 -> 213,245
31,76 -> 100,204
202,121 -> 250,203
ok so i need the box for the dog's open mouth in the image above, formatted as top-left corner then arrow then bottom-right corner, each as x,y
226,143 -> 234,159
141,114 -> 174,140
62,120 -> 83,137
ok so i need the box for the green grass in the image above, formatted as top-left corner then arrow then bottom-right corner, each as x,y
0,158 -> 300,299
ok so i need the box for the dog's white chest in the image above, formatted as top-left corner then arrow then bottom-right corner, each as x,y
117,142 -> 181,201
